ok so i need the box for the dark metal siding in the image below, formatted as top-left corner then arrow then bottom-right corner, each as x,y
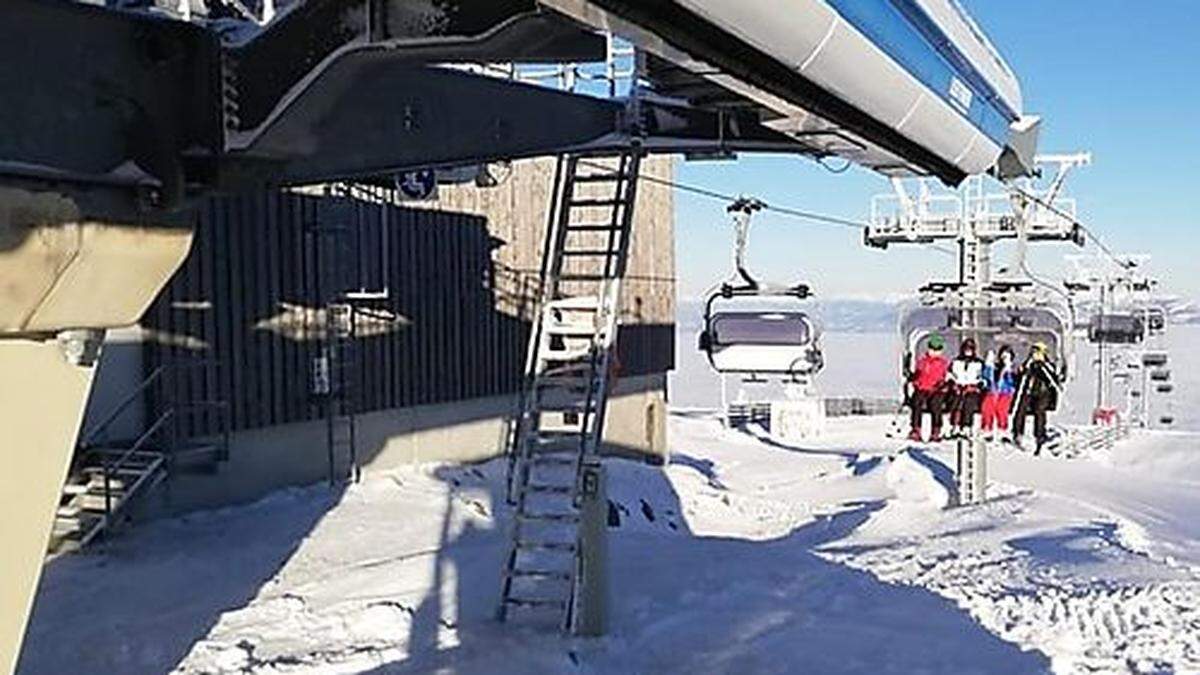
144,190 -> 672,435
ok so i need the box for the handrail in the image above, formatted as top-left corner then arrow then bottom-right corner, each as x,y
81,365 -> 168,449
80,358 -> 223,448
102,409 -> 175,521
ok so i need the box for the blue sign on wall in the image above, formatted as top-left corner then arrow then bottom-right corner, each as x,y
396,170 -> 437,200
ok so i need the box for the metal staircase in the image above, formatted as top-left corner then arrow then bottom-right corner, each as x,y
51,360 -> 231,553
497,149 -> 642,631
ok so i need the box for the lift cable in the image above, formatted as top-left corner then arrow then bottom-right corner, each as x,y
1008,184 -> 1131,270
580,159 -> 867,230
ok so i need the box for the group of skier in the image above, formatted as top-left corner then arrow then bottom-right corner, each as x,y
906,334 -> 1063,453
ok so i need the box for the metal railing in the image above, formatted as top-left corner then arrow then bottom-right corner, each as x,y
77,359 -> 231,536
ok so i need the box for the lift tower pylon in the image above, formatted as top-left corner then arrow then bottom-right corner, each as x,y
866,155 -> 1090,504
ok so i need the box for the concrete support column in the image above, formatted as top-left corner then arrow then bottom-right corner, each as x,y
0,337 -> 100,674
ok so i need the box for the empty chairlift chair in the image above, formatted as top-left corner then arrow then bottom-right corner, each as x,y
1089,313 -> 1145,345
699,287 -> 824,381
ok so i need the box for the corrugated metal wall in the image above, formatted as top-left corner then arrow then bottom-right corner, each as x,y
143,166 -> 674,435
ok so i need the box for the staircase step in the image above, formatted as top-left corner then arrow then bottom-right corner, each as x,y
81,467 -> 141,481
79,463 -> 157,478
84,449 -> 163,462
71,494 -> 124,511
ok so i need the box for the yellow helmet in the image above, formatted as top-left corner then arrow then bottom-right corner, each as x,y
1032,342 -> 1049,356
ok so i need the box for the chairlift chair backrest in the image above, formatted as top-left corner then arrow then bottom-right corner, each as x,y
900,304 -> 1070,377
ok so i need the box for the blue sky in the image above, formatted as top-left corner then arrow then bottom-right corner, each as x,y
673,1 -> 1200,301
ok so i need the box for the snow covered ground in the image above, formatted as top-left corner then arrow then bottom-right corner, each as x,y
17,323 -> 1200,674
20,410 -> 1200,674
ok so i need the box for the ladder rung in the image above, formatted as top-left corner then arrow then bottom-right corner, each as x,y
535,430 -> 583,441
565,224 -> 624,232
527,457 -> 576,469
525,483 -> 573,494
572,173 -> 629,183
503,597 -> 567,608
558,274 -> 608,282
518,510 -> 579,522
527,440 -> 582,456
507,569 -> 571,580
537,400 -> 592,413
535,376 -> 592,389
516,540 -> 576,552
560,249 -> 617,257
568,198 -> 624,208
542,323 -> 596,335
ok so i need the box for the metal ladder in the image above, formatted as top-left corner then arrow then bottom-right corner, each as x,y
497,149 -> 642,630
321,301 -> 361,484
313,184 -> 395,485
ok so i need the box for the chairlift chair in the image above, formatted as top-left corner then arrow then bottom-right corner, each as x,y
699,284 -> 824,381
1142,351 -> 1169,368
698,196 -> 825,383
1088,313 -> 1145,345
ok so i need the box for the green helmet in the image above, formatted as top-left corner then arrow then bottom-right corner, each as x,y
927,334 -> 946,351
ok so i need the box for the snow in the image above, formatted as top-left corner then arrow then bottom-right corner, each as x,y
20,410 -> 1200,675
886,449 -> 956,509
17,327 -> 1200,674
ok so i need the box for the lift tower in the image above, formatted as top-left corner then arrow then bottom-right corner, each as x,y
866,154 -> 1090,503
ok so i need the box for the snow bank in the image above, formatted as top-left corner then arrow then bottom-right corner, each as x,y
886,449 -> 956,509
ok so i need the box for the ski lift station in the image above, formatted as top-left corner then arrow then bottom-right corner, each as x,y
7,1 -> 1192,672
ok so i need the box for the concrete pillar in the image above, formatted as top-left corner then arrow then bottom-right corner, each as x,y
0,338 -> 100,674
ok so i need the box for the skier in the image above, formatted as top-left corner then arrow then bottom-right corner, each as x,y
949,338 -> 986,438
981,345 -> 1017,441
908,334 -> 951,442
1012,342 -> 1062,454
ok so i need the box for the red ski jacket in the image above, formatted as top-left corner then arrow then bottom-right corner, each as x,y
912,353 -> 950,393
